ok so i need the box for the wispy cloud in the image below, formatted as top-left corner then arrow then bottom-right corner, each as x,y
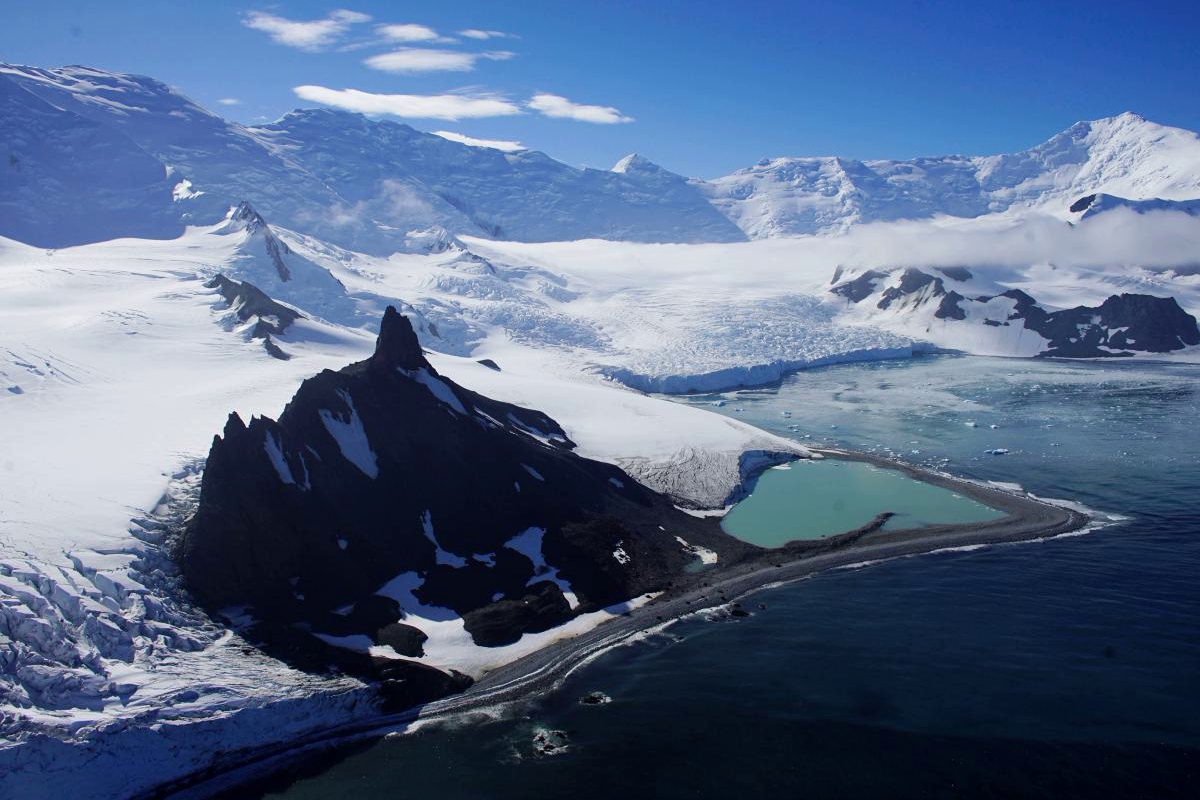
294,85 -> 523,121
458,29 -> 514,40
528,93 -> 633,124
243,9 -> 371,51
364,48 -> 514,74
375,23 -> 451,43
432,130 -> 526,152
217,98 -> 242,106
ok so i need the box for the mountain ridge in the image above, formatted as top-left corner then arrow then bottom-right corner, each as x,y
3,62 -> 1200,249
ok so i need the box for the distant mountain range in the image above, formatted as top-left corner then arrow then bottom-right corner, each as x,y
3,62 -> 1200,252
701,112 -> 1200,237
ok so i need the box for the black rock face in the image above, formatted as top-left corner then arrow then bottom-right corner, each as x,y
831,270 -> 887,303
934,290 -> 967,320
180,308 -> 741,674
1011,292 -> 1199,357
1095,293 -> 1200,351
1069,194 -> 1098,213
876,269 -> 946,311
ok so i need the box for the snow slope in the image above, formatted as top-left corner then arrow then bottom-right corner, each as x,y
0,71 -> 182,247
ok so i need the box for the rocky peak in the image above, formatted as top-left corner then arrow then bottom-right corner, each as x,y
228,200 -> 267,233
403,226 -> 465,254
223,201 -> 292,281
369,306 -> 428,372
612,153 -> 658,174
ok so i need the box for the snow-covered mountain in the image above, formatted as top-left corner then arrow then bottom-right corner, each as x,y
5,63 -> 1200,251
0,64 -> 744,251
702,113 -> 1200,238
0,69 -> 183,247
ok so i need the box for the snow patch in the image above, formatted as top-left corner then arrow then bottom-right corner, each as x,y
504,527 -> 579,609
375,571 -> 652,676
318,389 -> 379,478
403,367 -> 467,414
421,510 -> 468,568
675,536 -> 719,565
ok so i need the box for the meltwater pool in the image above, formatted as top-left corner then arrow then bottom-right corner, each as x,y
721,459 -> 1005,547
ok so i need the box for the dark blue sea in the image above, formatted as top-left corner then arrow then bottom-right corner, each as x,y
238,355 -> 1200,799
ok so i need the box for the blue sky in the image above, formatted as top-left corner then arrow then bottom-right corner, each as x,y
3,0 -> 1198,177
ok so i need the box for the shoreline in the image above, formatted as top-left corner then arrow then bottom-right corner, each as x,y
144,447 -> 1090,800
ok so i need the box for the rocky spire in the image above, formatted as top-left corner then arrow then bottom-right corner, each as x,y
369,306 -> 427,372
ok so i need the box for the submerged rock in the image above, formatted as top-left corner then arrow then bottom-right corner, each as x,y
580,691 -> 612,706
532,728 -> 571,756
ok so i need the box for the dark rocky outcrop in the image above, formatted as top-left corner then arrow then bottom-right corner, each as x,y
934,290 -> 967,320
831,265 -> 1199,358
1021,293 -> 1200,357
831,269 -> 888,303
206,273 -> 301,359
956,288 -> 1200,356
876,269 -> 946,311
180,308 -> 743,691
1069,194 -> 1098,213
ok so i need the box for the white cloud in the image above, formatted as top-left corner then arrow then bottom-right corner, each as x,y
527,93 -> 633,124
431,130 -> 526,152
376,23 -> 443,42
243,9 -> 371,51
801,210 -> 1200,272
293,85 -> 523,121
459,29 -> 513,40
217,98 -> 242,106
364,48 -> 515,73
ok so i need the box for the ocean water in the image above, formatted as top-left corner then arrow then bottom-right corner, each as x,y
721,459 -> 1004,545
236,355 -> 1200,800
